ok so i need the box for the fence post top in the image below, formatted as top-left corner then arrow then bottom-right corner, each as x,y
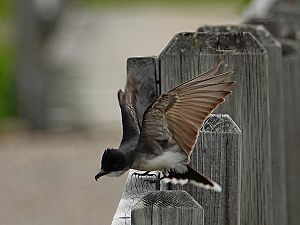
132,190 -> 203,210
202,114 -> 241,134
159,31 -> 266,56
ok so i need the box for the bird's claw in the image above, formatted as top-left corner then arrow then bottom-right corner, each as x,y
131,171 -> 158,179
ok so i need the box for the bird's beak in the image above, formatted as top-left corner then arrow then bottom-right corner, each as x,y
95,169 -> 110,181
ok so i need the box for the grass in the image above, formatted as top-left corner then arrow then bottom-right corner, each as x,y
83,0 -> 250,10
0,0 -> 14,19
0,0 -> 17,121
0,40 -> 17,120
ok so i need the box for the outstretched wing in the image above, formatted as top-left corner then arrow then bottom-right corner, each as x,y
139,61 -> 235,156
118,74 -> 140,147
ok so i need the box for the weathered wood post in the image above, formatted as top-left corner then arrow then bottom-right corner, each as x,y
159,32 -> 272,225
111,56 -> 158,225
279,40 -> 300,225
131,191 -> 204,225
244,3 -> 300,224
126,57 -> 158,124
111,170 -> 158,225
165,114 -> 241,225
197,25 -> 287,225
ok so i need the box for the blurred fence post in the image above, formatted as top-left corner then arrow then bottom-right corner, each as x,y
244,3 -> 300,225
197,25 -> 287,225
131,191 -> 204,225
279,40 -> 300,225
16,0 -> 45,128
158,32 -> 272,225
16,0 -> 64,128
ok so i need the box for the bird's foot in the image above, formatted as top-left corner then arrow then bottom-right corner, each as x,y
143,172 -> 168,187
131,171 -> 158,179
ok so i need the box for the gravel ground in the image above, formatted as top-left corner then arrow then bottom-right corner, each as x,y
0,5 -> 240,225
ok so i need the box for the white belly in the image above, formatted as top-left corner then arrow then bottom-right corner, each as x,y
135,151 -> 188,173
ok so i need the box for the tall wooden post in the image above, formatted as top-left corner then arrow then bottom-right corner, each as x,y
245,3 -> 300,224
197,25 -> 287,225
111,56 -> 158,225
280,40 -> 300,225
159,32 -> 272,225
127,57 -> 158,124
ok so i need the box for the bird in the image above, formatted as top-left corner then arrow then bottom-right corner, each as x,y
95,61 -> 235,192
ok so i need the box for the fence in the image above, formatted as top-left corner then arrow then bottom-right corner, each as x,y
110,1 -> 300,225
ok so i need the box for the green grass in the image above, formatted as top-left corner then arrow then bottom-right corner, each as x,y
0,0 -> 17,121
0,0 -> 14,19
83,0 -> 250,10
0,43 -> 17,120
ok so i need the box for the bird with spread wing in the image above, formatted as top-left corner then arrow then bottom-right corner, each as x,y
95,61 -> 235,192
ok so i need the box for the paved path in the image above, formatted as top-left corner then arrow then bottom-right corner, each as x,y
0,4 -> 240,225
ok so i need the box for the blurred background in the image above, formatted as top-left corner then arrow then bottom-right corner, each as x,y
0,0 -> 246,224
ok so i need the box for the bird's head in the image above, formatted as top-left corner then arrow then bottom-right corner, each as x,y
95,148 -> 128,181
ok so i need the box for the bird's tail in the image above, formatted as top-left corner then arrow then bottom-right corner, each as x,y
163,165 -> 222,192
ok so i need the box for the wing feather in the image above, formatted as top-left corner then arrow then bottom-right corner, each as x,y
124,75 -> 140,128
118,75 -> 141,148
140,61 -> 236,156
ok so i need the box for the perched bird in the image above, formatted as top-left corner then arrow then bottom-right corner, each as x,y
95,61 -> 235,192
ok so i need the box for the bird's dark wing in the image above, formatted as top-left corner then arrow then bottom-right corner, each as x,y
139,61 -> 235,156
118,74 -> 140,147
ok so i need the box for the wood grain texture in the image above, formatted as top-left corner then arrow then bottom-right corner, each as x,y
167,114 -> 241,225
111,57 -> 159,225
280,40 -> 300,225
246,9 -> 300,225
159,32 -> 273,225
131,191 -> 204,225
111,170 -> 159,225
127,57 -> 158,124
198,25 -> 287,225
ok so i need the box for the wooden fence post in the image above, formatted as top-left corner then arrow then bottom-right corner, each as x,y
279,40 -> 300,225
131,191 -> 204,225
111,56 -> 158,225
159,32 -> 272,225
244,4 -> 300,224
197,25 -> 287,225
165,114 -> 241,225
127,57 -> 158,124
111,170 -> 159,225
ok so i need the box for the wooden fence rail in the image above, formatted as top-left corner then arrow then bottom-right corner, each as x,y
110,1 -> 300,225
